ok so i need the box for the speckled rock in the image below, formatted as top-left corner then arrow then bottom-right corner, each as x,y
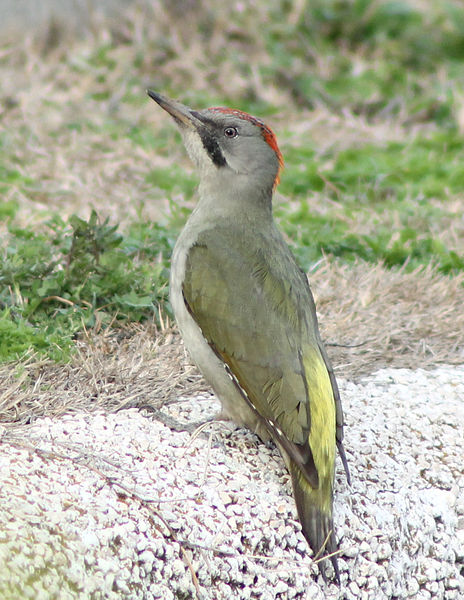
0,365 -> 463,599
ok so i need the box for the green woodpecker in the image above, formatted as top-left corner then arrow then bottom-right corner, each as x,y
147,91 -> 349,581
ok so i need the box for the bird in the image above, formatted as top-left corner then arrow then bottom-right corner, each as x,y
147,90 -> 350,582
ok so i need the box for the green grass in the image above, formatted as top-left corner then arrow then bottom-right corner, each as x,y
263,0 -> 464,123
277,129 -> 464,272
0,211 -> 175,362
1,0 -> 464,362
2,121 -> 463,363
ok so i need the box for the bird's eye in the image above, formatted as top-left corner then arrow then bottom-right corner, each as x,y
224,127 -> 238,138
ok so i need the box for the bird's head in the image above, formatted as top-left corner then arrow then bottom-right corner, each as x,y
148,91 -> 284,195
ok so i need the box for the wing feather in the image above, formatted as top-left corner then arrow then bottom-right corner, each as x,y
182,226 -> 343,488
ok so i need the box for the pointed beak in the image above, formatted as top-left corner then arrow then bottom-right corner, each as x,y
147,90 -> 202,130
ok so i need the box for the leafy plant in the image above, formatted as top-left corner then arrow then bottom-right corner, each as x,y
0,210 -> 174,361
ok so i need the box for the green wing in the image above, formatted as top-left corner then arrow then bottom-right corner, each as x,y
182,225 -> 340,488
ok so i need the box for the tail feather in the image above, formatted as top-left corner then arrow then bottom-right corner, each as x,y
289,463 -> 339,583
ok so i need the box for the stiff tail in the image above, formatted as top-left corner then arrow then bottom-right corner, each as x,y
289,462 -> 339,583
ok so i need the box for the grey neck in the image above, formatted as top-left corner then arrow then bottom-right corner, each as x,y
196,172 -> 274,223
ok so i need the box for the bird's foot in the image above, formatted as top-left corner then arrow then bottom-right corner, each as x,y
146,407 -> 208,434
144,406 -> 234,437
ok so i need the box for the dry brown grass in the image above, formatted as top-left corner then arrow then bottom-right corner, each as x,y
2,1 -> 453,229
1,3 -> 463,428
0,324 -> 206,427
313,260 -> 464,377
2,259 -> 462,427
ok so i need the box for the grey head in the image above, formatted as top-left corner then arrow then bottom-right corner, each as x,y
147,90 -> 284,195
